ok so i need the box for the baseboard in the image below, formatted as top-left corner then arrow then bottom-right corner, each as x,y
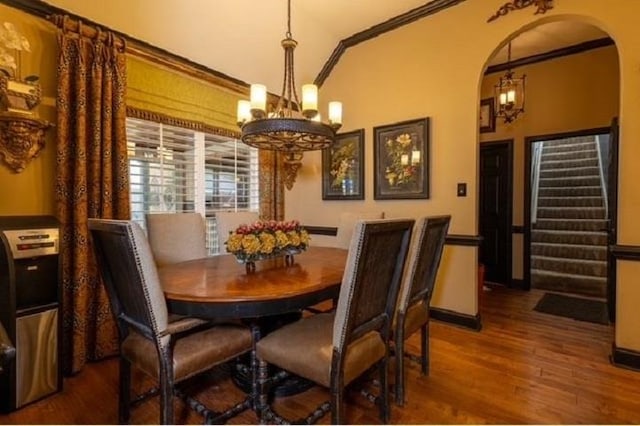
611,344 -> 640,371
429,307 -> 482,331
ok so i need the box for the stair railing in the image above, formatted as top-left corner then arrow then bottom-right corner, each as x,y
595,135 -> 609,219
531,142 -> 544,225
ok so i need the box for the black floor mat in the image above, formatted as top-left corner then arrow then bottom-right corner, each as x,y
534,293 -> 609,325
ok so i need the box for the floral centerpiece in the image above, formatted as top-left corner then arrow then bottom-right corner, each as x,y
225,220 -> 310,269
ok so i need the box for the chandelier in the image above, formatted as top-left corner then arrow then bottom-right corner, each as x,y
236,0 -> 342,154
494,41 -> 526,124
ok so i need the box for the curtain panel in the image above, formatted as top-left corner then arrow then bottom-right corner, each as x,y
52,15 -> 130,374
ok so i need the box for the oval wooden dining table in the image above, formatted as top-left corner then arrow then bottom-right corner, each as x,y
159,246 -> 348,320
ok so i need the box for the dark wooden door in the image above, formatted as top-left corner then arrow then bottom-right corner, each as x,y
479,141 -> 513,286
607,118 -> 619,323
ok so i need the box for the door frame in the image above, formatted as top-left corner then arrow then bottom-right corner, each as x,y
479,139 -> 513,287
524,126 -> 613,291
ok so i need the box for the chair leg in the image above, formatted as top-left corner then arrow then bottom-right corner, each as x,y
380,356 -> 390,424
421,323 -> 429,375
330,381 -> 344,425
394,337 -> 405,406
159,362 -> 174,425
118,357 -> 131,424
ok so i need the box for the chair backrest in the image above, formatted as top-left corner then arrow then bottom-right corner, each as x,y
333,218 -> 414,351
146,213 -> 207,266
334,211 -> 384,249
89,219 -> 169,346
216,211 -> 259,251
396,216 -> 451,316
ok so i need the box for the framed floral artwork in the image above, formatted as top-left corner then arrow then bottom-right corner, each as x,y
479,97 -> 495,133
322,129 -> 365,200
374,118 -> 429,200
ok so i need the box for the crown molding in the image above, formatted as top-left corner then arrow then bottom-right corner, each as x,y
314,0 -> 466,86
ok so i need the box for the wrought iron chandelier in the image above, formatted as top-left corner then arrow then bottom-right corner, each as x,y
236,0 -> 342,153
494,41 -> 526,124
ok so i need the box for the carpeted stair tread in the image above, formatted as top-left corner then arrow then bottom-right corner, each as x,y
533,218 -> 608,232
542,151 -> 597,162
532,229 -> 607,246
542,140 -> 596,151
537,196 -> 603,207
539,166 -> 601,179
538,186 -> 601,197
538,176 -> 601,187
531,255 -> 607,277
536,207 -> 606,220
531,242 -> 607,261
540,157 -> 599,170
531,269 -> 607,298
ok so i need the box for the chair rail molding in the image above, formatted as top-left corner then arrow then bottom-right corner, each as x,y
0,113 -> 52,173
487,0 -> 554,23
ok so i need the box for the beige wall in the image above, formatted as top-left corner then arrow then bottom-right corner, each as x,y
286,0 -> 640,351
481,46 -> 620,279
0,4 -> 57,216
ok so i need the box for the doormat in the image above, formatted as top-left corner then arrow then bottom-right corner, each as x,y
534,293 -> 609,325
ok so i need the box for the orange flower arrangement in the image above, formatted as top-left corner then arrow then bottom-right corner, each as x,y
225,220 -> 310,263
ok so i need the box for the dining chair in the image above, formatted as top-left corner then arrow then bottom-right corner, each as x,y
215,211 -> 259,252
88,219 -> 253,425
145,213 -> 207,266
393,215 -> 450,406
334,211 -> 384,249
255,218 -> 414,424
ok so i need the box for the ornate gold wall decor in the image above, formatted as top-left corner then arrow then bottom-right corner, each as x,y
283,152 -> 303,190
0,114 -> 52,173
488,0 -> 554,23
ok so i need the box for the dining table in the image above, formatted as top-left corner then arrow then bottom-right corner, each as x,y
159,246 -> 347,320
158,246 -> 348,405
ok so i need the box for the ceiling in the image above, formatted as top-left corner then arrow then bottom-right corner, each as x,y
41,0 -> 609,89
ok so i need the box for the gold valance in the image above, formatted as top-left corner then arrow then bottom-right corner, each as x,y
126,56 -> 243,135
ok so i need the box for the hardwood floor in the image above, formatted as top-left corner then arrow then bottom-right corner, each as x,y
2,286 -> 639,424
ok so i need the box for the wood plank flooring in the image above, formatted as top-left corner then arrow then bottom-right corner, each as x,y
2,286 -> 639,424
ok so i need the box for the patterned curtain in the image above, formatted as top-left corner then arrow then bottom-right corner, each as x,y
53,15 -> 130,374
259,150 -> 285,221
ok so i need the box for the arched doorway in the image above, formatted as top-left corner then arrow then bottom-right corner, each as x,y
477,19 -> 620,327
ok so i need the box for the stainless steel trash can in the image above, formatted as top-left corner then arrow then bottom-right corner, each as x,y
0,216 -> 61,412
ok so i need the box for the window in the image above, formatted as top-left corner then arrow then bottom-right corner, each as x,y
126,117 -> 259,255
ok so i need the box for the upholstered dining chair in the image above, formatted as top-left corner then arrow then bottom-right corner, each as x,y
255,218 -> 414,424
146,213 -> 207,266
393,215 -> 450,406
88,219 -> 253,425
215,211 -> 259,252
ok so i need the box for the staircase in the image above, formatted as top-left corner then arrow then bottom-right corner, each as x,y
531,136 -> 608,298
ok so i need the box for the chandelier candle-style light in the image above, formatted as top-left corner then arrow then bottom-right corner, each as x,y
236,0 -> 342,153
494,41 -> 526,124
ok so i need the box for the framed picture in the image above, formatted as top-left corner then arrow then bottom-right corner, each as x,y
479,97 -> 495,133
374,118 -> 429,200
322,129 -> 365,200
